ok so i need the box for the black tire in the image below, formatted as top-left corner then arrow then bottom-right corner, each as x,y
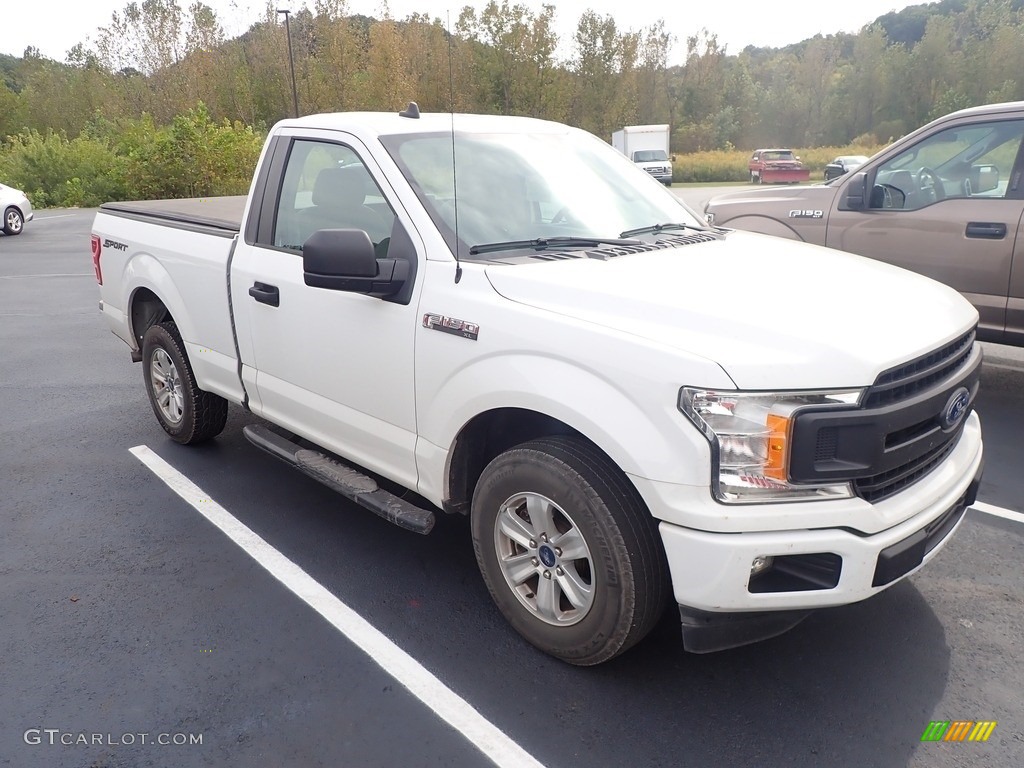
141,321 -> 228,444
471,436 -> 668,665
3,207 -> 24,235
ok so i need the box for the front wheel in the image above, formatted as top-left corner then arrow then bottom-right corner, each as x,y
3,207 -> 24,235
141,321 -> 228,444
471,436 -> 668,665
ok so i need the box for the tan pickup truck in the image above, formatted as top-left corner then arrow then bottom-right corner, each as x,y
707,102 -> 1024,347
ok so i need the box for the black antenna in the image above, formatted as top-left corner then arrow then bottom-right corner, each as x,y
447,11 -> 462,284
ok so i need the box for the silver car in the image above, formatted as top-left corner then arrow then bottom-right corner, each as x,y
1,182 -> 33,235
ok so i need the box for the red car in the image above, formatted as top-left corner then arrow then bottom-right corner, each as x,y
748,148 -> 810,184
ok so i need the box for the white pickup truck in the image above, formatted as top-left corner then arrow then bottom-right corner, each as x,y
92,106 -> 984,665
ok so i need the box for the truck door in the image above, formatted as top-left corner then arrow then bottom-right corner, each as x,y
230,133 -> 423,490
826,117 -> 1024,343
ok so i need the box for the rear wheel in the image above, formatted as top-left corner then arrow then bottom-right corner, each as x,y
471,436 -> 668,665
3,207 -> 24,235
141,321 -> 228,444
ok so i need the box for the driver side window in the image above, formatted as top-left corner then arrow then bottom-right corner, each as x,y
870,119 -> 1024,211
273,139 -> 396,255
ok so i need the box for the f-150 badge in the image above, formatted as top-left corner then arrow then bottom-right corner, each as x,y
423,313 -> 480,341
788,210 -> 824,218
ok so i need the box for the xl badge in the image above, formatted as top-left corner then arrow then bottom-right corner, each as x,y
423,313 -> 480,341
940,387 -> 970,429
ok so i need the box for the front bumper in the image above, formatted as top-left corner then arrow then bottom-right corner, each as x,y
654,413 -> 982,619
758,168 -> 810,183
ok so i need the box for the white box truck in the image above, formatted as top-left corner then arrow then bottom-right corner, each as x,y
612,124 -> 673,185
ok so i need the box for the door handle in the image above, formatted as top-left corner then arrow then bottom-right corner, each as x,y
965,222 -> 1007,239
248,282 -> 280,307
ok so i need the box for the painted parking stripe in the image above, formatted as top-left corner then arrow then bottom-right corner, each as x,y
0,273 -> 94,280
129,445 -> 546,768
971,501 -> 1024,525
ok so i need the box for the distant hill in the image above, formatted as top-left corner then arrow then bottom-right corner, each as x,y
877,0 -> 1024,45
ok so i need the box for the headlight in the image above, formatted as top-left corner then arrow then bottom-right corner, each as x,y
679,387 -> 863,504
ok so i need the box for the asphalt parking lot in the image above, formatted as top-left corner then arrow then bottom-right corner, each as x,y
1,208 -> 1022,767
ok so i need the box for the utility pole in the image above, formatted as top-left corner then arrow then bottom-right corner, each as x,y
278,8 -> 299,118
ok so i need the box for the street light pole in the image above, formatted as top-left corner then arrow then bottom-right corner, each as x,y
277,8 -> 299,118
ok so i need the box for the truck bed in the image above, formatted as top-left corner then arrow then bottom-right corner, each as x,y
99,196 -> 246,237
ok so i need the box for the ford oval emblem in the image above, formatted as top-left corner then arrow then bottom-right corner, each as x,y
940,387 -> 970,430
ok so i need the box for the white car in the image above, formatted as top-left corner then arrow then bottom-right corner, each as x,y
1,182 -> 33,235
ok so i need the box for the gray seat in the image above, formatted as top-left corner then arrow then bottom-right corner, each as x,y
296,165 -> 391,245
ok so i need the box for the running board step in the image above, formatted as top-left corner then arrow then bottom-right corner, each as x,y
242,424 -> 435,534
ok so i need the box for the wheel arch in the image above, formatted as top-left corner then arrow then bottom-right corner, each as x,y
124,254 -> 194,353
444,407 -> 593,515
421,351 -> 718,518
129,287 -> 175,352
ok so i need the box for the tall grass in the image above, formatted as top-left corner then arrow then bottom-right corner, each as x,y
673,144 -> 885,183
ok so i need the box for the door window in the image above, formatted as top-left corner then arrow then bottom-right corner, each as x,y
273,140 -> 396,254
871,119 -> 1024,210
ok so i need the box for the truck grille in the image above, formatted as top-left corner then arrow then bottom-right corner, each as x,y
853,434 -> 960,502
864,329 -> 975,408
788,329 -> 980,503
850,330 -> 976,501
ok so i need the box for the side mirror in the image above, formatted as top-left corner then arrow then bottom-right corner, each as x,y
970,164 -> 999,194
841,171 -> 869,210
303,228 -> 408,298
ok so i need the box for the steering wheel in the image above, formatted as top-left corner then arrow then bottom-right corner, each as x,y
551,207 -> 574,225
916,167 -> 945,203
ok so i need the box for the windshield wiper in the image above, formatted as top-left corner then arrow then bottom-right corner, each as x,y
468,235 -> 642,256
618,222 -> 707,238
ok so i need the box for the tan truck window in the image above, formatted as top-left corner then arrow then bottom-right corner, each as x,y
871,120 -> 1024,210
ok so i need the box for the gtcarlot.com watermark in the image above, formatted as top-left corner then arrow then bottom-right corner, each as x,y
24,728 -> 202,747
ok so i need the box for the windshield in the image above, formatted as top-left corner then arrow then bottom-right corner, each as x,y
381,129 -> 702,260
633,149 -> 669,162
763,151 -> 796,161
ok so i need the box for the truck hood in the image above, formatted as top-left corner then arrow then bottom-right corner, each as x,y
705,184 -> 839,218
484,231 -> 977,390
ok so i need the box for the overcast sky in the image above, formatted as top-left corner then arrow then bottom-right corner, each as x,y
4,0 -> 921,62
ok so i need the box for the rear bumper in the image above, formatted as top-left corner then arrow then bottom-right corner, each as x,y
99,299 -> 135,351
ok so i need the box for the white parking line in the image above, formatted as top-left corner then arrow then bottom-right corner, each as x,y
971,501 -> 1024,525
129,445 -> 546,768
0,273 -> 94,280
33,213 -> 80,221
